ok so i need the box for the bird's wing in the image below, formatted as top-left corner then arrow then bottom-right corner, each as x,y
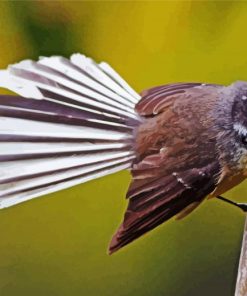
109,155 -> 220,253
136,82 -> 218,116
109,83 -> 222,253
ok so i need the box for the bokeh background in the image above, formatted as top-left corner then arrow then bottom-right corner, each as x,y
0,1 -> 247,295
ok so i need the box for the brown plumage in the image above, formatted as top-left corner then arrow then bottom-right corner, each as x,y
1,55 -> 247,255
108,82 -> 247,254
109,83 -> 224,253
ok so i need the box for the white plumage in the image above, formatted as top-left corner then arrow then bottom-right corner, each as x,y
0,53 -> 141,208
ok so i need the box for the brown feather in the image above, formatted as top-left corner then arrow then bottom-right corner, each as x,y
109,163 -> 219,254
109,83 -> 224,253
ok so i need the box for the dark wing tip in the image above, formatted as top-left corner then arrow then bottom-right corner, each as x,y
108,162 -> 220,254
108,234 -> 119,255
108,223 -> 128,255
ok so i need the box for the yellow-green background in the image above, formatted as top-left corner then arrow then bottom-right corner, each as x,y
0,1 -> 246,295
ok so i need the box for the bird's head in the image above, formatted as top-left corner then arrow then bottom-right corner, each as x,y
216,81 -> 247,175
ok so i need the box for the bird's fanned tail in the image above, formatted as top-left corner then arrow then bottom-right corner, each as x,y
0,54 -> 141,209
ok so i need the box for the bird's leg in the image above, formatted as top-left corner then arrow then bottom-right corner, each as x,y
216,195 -> 247,212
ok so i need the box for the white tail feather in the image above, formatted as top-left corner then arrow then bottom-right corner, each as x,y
0,161 -> 132,209
0,53 -> 141,208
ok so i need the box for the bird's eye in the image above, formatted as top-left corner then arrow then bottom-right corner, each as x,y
241,134 -> 247,145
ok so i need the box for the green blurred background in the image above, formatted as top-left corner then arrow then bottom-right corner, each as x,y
0,1 -> 247,295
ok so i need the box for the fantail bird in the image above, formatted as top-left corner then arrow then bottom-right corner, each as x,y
0,54 -> 247,254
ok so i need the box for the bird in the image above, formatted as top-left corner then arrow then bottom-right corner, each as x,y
0,53 -> 247,254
